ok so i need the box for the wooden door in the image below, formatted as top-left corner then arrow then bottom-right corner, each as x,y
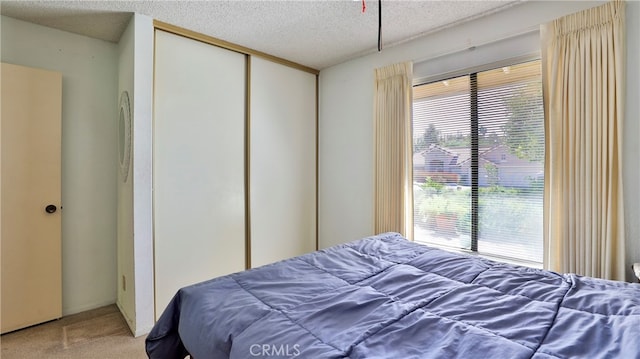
1,63 -> 62,334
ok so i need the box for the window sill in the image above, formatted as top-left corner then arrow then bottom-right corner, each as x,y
414,240 -> 543,270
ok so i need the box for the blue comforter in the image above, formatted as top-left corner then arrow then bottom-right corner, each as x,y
146,232 -> 640,358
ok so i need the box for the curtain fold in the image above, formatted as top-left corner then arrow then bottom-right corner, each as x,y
373,62 -> 413,238
541,1 -> 625,280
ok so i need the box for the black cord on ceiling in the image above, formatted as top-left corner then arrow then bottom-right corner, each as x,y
378,0 -> 382,52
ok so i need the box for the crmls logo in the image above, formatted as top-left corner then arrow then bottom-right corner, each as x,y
249,344 -> 301,357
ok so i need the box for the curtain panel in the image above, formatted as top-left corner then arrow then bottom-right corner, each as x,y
373,62 -> 413,238
541,1 -> 626,280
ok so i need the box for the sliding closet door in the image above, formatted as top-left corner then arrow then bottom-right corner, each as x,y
250,57 -> 317,267
153,30 -> 246,317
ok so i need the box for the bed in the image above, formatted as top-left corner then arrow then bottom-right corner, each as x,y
145,232 -> 640,359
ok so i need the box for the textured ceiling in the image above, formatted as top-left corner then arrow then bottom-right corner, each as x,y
0,0 -> 524,70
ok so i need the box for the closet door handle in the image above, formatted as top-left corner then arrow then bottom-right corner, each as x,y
45,204 -> 57,214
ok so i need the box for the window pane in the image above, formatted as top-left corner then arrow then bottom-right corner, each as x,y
413,76 -> 471,250
413,60 -> 544,266
476,61 -> 544,263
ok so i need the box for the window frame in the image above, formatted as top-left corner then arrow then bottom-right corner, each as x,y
412,56 -> 544,266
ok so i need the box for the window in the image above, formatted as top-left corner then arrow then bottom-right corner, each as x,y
412,59 -> 544,265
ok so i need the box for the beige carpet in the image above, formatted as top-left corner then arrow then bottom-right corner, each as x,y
1,305 -> 148,359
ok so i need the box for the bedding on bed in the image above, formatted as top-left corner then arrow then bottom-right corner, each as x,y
146,232 -> 640,359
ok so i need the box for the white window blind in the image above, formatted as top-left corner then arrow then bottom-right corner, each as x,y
413,59 -> 544,265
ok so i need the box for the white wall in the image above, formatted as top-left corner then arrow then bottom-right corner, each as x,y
116,15 -> 136,333
116,14 -> 155,337
1,16 -> 119,314
319,1 -> 640,282
130,14 -> 155,337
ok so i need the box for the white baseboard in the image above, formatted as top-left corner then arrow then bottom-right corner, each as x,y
116,301 -> 153,337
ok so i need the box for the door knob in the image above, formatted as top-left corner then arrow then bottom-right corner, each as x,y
45,204 -> 57,214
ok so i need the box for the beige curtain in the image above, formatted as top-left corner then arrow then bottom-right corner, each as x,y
541,1 -> 626,280
373,62 -> 413,239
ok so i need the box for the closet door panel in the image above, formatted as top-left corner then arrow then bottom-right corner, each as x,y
154,30 -> 245,317
250,57 -> 316,267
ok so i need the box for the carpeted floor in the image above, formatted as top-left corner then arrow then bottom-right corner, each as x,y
1,305 -> 148,359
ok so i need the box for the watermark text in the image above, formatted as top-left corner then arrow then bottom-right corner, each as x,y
249,343 -> 301,357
